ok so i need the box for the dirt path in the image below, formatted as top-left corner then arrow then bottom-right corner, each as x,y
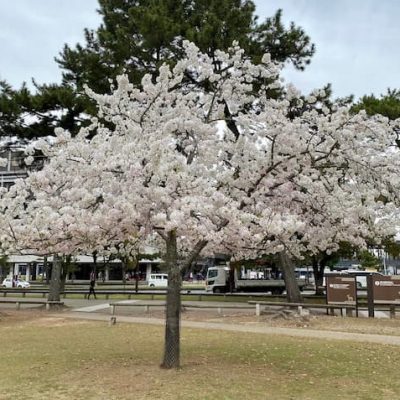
60,311 -> 400,347
3,297 -> 400,346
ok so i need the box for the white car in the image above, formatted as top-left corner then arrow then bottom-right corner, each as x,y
148,273 -> 168,288
2,278 -> 31,288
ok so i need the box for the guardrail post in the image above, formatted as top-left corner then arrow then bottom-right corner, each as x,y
111,305 -> 115,315
145,305 -> 149,313
218,307 -> 222,315
297,305 -> 303,315
255,303 -> 260,316
16,302 -> 20,310
390,305 -> 396,319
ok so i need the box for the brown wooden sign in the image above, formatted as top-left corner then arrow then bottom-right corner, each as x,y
326,275 -> 357,304
372,275 -> 400,303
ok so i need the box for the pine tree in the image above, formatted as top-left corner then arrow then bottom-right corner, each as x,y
57,1 -> 314,92
352,89 -> 400,120
1,0 -> 315,139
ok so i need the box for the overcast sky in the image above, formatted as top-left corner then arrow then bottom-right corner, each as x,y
0,0 -> 399,100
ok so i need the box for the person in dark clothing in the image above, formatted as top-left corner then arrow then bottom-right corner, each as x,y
88,271 -> 97,299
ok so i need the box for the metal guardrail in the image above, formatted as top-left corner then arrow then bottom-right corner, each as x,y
0,288 -> 326,302
0,288 -> 213,300
0,299 -> 63,310
109,301 -> 256,316
0,288 -> 396,318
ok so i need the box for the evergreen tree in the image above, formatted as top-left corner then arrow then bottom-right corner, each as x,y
1,80 -> 89,140
0,0 -> 315,139
57,1 -> 314,92
352,89 -> 400,152
352,89 -> 400,120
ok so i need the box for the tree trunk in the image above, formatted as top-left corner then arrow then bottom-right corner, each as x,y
161,230 -> 180,369
312,258 -> 325,296
135,273 -> 139,292
133,258 -> 139,293
279,251 -> 303,303
44,255 -> 50,284
121,257 -> 127,284
48,255 -> 62,302
229,262 -> 235,292
93,251 -> 98,279
161,233 -> 207,369
60,255 -> 70,292
60,273 -> 67,292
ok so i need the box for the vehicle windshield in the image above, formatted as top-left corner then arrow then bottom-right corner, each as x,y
207,269 -> 218,279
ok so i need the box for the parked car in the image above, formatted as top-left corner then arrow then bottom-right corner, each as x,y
2,278 -> 13,288
2,278 -> 31,288
16,280 -> 31,288
148,273 -> 168,288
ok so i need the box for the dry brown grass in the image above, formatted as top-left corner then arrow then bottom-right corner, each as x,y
1,310 -> 400,400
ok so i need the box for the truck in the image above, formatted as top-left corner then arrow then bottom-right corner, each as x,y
206,266 -> 307,295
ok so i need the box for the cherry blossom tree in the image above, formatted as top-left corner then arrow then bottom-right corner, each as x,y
1,42 -> 400,368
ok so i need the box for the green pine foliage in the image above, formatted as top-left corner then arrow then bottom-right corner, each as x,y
352,89 -> 400,120
357,249 -> 381,271
1,0 -> 315,140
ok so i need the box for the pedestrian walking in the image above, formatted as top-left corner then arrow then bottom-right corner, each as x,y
88,271 -> 97,299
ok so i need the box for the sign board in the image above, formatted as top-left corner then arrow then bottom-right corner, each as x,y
326,275 -> 357,304
372,275 -> 400,303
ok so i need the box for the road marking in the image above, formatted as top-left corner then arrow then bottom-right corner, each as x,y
72,300 -> 140,312
115,300 -> 140,304
72,304 -> 111,312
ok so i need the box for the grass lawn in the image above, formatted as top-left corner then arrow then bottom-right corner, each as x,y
1,311 -> 399,400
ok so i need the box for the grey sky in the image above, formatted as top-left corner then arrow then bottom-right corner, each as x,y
0,0 -> 398,100
259,0 -> 400,100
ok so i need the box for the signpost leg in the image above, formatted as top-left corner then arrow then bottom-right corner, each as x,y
367,274 -> 374,318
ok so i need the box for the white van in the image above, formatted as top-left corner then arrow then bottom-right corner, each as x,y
148,273 -> 168,287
